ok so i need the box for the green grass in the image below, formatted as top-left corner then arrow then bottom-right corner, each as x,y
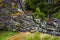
0,31 -> 17,40
27,32 -> 40,40
0,31 -> 60,40
26,32 -> 60,40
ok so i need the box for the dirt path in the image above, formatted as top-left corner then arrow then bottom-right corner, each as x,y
8,32 -> 51,40
8,32 -> 31,40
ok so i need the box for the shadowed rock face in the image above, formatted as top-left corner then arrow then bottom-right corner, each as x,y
52,18 -> 60,24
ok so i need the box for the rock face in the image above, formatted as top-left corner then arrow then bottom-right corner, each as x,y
15,13 -> 39,32
0,10 -> 60,36
13,13 -> 60,36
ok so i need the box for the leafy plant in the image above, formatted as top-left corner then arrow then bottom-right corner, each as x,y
51,10 -> 60,19
33,7 -> 46,20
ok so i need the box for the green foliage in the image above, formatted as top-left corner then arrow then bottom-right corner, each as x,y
51,10 -> 60,19
25,0 -> 40,11
33,7 -> 46,20
25,0 -> 60,18
0,0 -> 2,2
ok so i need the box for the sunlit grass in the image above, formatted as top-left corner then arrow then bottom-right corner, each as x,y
0,31 -> 17,40
0,31 -> 60,40
26,32 -> 60,40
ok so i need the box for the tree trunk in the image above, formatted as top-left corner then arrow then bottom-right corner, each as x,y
47,14 -> 52,22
